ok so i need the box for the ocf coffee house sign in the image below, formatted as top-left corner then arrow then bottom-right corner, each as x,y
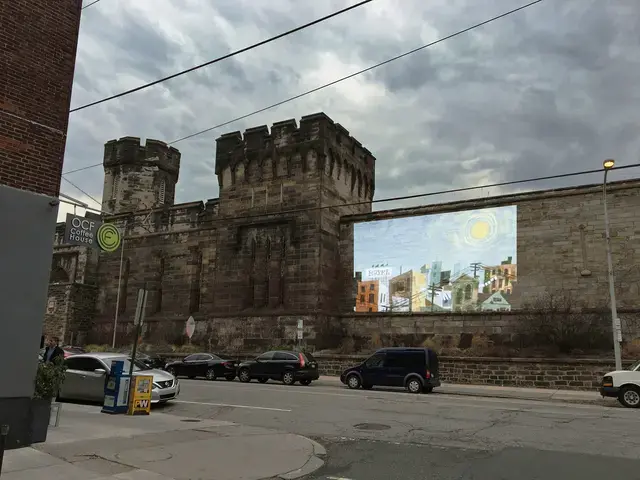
64,213 -> 122,252
64,213 -> 99,246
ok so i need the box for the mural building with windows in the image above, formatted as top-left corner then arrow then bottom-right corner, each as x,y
45,112 -> 640,349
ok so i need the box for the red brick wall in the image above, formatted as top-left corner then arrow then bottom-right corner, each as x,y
0,0 -> 82,196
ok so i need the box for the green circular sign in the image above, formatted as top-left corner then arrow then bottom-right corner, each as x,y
96,223 -> 121,252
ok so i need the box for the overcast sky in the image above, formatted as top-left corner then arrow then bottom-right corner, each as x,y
59,0 -> 640,221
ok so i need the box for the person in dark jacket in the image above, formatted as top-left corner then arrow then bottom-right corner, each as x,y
43,336 -> 64,363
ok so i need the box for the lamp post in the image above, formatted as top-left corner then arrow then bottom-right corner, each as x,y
602,158 -> 623,371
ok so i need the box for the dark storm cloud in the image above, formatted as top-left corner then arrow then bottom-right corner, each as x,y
58,0 -> 640,218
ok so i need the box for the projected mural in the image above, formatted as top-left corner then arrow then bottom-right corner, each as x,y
353,206 -> 517,313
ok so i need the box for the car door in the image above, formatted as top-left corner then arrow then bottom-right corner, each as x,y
60,357 -> 86,400
253,351 -> 275,378
196,354 -> 217,377
273,351 -> 298,378
382,351 -> 406,387
180,354 -> 201,377
361,352 -> 386,386
81,357 -> 110,401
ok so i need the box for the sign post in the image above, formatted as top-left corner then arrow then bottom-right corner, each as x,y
128,288 -> 148,378
296,319 -> 303,347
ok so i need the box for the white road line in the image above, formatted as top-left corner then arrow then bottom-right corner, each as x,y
174,400 -> 292,412
326,477 -> 353,480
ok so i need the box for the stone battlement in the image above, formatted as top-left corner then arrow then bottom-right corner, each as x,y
103,136 -> 181,176
214,113 -> 375,199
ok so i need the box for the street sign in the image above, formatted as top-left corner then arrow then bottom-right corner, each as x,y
186,316 -> 196,339
297,330 -> 303,340
614,317 -> 623,342
297,319 -> 304,329
64,213 -> 122,252
133,289 -> 148,326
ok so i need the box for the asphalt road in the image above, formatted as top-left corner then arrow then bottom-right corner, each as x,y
158,378 -> 640,480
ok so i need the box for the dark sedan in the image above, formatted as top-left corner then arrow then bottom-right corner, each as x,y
164,353 -> 237,381
237,350 -> 319,386
124,351 -> 165,370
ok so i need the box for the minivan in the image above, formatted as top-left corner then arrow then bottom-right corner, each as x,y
340,347 -> 440,394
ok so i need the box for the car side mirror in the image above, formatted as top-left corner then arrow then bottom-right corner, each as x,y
94,368 -> 106,375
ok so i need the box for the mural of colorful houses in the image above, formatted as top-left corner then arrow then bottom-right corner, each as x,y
353,206 -> 518,313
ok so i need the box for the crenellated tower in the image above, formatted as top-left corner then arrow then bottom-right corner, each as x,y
101,137 -> 181,214
213,112 -> 376,313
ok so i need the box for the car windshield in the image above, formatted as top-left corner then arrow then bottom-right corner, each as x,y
104,357 -> 150,372
629,360 -> 640,371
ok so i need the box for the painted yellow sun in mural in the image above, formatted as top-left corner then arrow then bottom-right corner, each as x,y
469,220 -> 490,240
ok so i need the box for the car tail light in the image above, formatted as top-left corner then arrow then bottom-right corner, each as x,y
299,353 -> 305,368
425,369 -> 431,379
223,361 -> 233,368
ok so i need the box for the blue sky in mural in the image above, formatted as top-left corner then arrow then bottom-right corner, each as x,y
354,206 -> 517,277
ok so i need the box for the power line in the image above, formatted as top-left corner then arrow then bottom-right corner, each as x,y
61,177 -> 103,208
61,0 -> 543,176
82,0 -> 102,9
60,163 -> 640,233
69,0 -> 375,113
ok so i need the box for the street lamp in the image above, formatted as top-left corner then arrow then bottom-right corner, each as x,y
602,158 -> 622,371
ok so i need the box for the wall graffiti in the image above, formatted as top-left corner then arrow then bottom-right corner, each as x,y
353,206 -> 518,312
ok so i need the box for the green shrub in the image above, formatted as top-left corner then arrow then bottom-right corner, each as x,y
34,358 -> 66,400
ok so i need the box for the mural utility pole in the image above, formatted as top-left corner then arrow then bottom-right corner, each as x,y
428,283 -> 442,312
470,262 -> 482,278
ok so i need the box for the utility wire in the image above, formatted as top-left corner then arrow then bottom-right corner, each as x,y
61,0 -> 543,176
82,0 -> 102,9
69,0 -> 375,113
61,177 -> 103,207
60,163 -> 640,233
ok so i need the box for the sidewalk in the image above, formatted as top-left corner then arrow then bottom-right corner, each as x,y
316,376 -> 613,405
2,403 -> 325,480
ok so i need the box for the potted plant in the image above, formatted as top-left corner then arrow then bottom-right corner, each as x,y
31,358 -> 66,444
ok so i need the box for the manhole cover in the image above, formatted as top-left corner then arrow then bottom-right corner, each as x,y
353,423 -> 390,431
180,419 -> 202,423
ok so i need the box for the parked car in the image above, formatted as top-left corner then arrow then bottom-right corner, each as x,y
237,350 -> 319,385
600,359 -> 640,408
123,351 -> 165,370
38,345 -> 84,362
58,352 -> 179,404
164,353 -> 237,381
340,347 -> 441,394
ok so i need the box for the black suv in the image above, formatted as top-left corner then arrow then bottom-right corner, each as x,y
237,350 -> 319,386
340,347 -> 440,394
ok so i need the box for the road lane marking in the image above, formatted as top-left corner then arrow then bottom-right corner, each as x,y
174,400 -> 292,412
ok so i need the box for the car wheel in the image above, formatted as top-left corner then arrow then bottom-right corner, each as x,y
299,379 -> 312,386
206,368 -> 216,381
282,371 -> 295,385
346,373 -> 361,390
225,375 -> 235,381
423,386 -> 434,394
166,367 -> 176,377
238,368 -> 251,383
618,385 -> 640,408
406,377 -> 422,394
258,378 -> 268,384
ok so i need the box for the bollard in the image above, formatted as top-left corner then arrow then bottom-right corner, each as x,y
0,424 -> 9,477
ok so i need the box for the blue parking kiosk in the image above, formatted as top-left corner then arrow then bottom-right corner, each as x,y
101,359 -> 131,414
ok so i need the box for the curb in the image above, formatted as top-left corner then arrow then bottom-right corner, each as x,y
278,437 -> 326,479
434,388 -> 606,406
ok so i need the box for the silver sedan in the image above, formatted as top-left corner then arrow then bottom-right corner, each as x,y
58,352 -> 180,404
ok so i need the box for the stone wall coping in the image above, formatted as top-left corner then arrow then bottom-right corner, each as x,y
152,352 -> 627,366
344,308 -> 640,317
341,177 -> 640,224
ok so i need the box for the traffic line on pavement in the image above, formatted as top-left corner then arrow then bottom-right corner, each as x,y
174,400 -> 292,412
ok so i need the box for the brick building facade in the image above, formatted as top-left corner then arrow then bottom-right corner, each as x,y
0,0 -> 81,196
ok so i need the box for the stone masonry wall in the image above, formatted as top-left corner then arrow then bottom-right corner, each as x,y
340,179 -> 640,312
315,354 -> 631,391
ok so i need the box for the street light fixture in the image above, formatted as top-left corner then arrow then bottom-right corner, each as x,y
602,158 -> 622,371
